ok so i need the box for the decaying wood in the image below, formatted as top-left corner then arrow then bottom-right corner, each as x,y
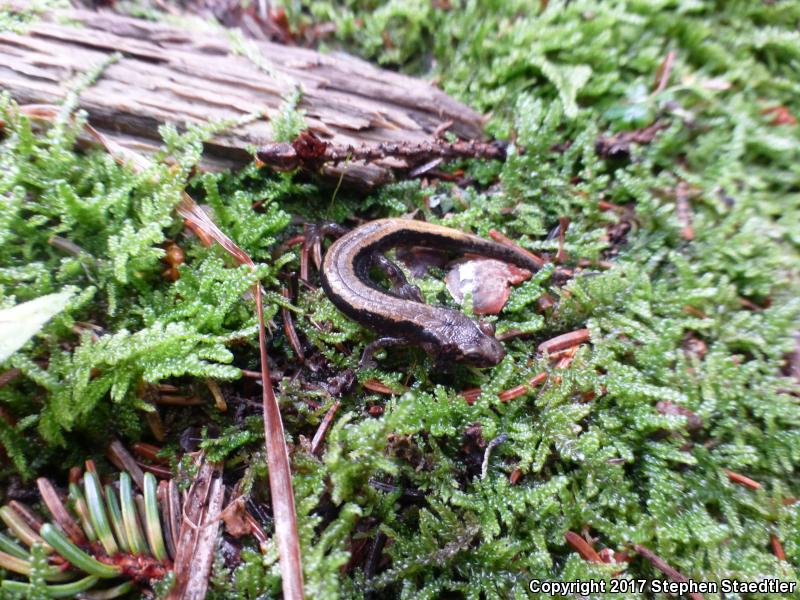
167,455 -> 225,600
0,6 -> 486,187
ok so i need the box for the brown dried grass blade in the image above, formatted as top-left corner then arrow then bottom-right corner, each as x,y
37,478 -> 87,545
107,440 -> 146,491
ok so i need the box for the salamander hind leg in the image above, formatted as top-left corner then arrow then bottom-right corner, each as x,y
360,336 -> 410,369
305,221 -> 350,269
370,253 -> 424,302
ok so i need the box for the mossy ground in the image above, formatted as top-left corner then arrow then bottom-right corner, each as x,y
1,1 -> 800,599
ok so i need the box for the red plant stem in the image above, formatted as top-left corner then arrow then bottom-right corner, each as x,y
652,50 -> 676,95
488,229 -> 546,268
310,400 -> 342,456
9,501 -> 46,534
598,200 -> 627,213
138,462 -> 173,479
245,511 -> 268,548
556,217 -> 569,264
564,531 -> 603,563
538,329 -> 590,354
132,442 -> 167,464
106,440 -> 145,491
281,287 -> 305,363
459,388 -> 482,405
547,346 -> 579,363
633,544 -> 704,600
723,468 -> 762,490
272,234 -> 305,259
771,534 -> 786,561
300,226 -> 311,282
463,372 -> 548,404
154,395 -> 204,406
363,379 -> 404,395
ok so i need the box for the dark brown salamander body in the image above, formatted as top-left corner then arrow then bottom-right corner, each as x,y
320,218 -> 545,367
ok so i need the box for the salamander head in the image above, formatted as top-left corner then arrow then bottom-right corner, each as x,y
429,316 -> 506,367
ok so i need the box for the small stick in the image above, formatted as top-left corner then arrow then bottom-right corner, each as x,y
132,442 -> 168,464
481,434 -> 508,479
245,511 -> 269,549
300,225 -> 311,282
206,379 -> 228,412
271,234 -> 305,259
362,379 -> 405,395
154,395 -> 205,406
597,200 -> 628,213
281,287 -> 305,363
652,50 -> 676,95
771,534 -> 786,561
723,468 -> 761,490
632,543 -> 704,600
498,373 -> 547,402
138,462 -> 173,479
107,440 -> 145,490
538,329 -> 590,354
463,372 -> 548,404
488,229 -> 546,268
547,345 -> 579,363
564,531 -> 603,563
555,217 -> 570,264
459,388 -> 482,405
683,305 -> 707,319
364,530 -> 388,582
310,400 -> 341,456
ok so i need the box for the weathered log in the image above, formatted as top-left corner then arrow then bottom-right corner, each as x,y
0,7 -> 486,187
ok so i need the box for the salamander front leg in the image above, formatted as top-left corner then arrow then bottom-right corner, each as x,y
360,336 -> 409,369
305,222 -> 350,270
370,254 -> 424,302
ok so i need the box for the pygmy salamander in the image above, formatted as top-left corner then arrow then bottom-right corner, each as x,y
319,218 -> 545,368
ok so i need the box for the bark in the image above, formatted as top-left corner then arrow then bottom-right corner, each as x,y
0,6 -> 485,187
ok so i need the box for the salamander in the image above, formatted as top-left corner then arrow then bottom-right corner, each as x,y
319,218 -> 546,368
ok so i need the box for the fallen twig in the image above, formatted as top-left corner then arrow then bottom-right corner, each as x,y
310,400 -> 342,456
632,544 -> 704,600
107,440 -> 146,491
257,130 -> 507,173
652,51 -> 676,95
488,229 -> 546,268
771,534 -> 786,561
363,380 -> 405,395
538,329 -> 591,354
723,468 -> 761,490
564,531 -> 603,563
281,286 -> 305,363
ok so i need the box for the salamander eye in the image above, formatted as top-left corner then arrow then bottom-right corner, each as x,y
478,321 -> 496,337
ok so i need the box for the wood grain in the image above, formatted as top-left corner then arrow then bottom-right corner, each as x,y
0,7 -> 485,187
